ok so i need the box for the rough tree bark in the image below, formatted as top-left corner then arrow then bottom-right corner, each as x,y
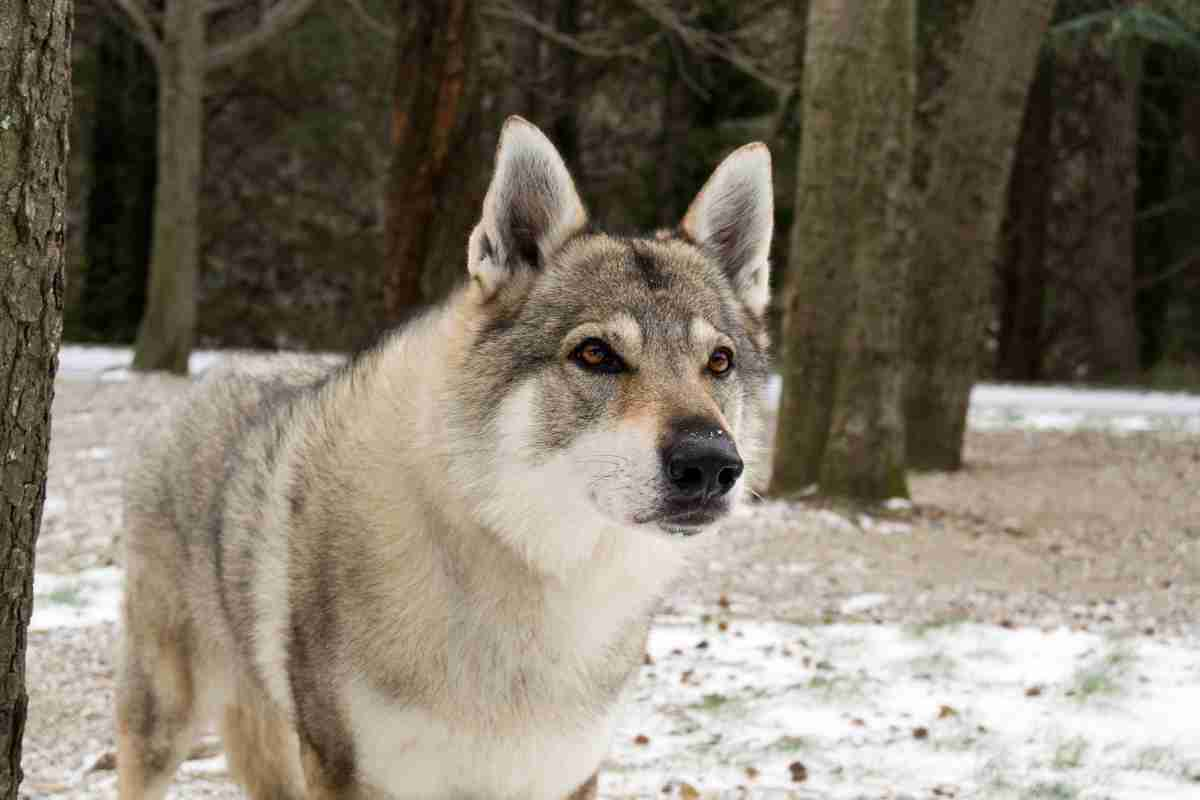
382,0 -> 487,319
905,0 -> 1056,470
0,0 -> 71,795
105,0 -> 321,373
997,56 -> 1053,382
770,0 -> 914,501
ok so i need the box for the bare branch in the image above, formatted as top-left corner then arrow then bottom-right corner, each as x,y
103,0 -> 165,70
482,2 -> 653,60
206,0 -> 321,73
205,0 -> 252,14
342,0 -> 396,40
628,0 -> 793,94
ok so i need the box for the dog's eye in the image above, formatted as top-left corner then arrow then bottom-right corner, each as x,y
707,347 -> 734,377
571,338 -> 626,374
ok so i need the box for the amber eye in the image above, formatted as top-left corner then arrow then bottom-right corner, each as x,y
571,338 -> 626,374
707,347 -> 734,376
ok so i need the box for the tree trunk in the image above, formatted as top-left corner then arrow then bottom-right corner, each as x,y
1168,66 -> 1200,362
382,0 -> 486,321
770,0 -> 914,502
78,14 -> 157,343
0,0 -> 71,795
996,56 -> 1053,382
1051,38 -> 1141,382
905,0 -> 1055,470
132,0 -> 205,374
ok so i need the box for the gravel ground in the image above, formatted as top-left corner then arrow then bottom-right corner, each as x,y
22,369 -> 1200,799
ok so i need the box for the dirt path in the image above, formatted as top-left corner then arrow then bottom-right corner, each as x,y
22,372 -> 1200,798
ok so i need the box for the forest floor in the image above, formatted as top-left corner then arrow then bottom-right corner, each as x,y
21,347 -> 1200,799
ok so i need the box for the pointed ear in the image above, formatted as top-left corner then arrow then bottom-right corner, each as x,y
468,116 -> 587,298
680,143 -> 773,316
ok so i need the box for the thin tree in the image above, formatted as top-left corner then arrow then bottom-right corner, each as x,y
102,0 -> 320,373
0,0 -> 71,794
905,0 -> 1056,470
770,0 -> 915,501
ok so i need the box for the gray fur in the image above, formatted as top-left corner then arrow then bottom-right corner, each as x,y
117,117 -> 772,800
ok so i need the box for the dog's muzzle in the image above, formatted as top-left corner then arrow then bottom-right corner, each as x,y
652,418 -> 742,535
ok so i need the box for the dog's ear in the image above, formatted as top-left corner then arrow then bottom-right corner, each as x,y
468,116 -> 587,298
680,143 -> 773,317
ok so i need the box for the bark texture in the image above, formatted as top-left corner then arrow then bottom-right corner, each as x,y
382,0 -> 487,321
905,0 -> 1056,470
770,0 -> 914,501
0,0 -> 71,795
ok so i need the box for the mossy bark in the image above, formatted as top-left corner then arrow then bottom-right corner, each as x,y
0,0 -> 71,794
770,0 -> 914,502
131,0 -> 204,374
905,0 -> 1056,470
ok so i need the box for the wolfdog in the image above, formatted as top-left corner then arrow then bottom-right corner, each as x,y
117,117 -> 773,799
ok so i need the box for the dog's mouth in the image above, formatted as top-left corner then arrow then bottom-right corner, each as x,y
636,502 -> 729,537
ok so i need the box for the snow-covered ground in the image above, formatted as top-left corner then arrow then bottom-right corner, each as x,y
610,616 -> 1200,799
25,346 -> 1200,799
30,566 -> 1200,799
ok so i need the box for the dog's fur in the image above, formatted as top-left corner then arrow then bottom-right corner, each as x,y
116,117 -> 773,799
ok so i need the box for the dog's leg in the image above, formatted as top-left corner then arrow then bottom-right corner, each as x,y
115,626 -> 200,800
221,687 -> 304,800
299,737 -> 364,800
566,772 -> 599,800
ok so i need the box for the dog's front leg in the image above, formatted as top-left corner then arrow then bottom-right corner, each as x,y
566,772 -> 598,800
300,737 -> 365,800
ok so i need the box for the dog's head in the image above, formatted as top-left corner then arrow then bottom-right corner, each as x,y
451,117 -> 772,571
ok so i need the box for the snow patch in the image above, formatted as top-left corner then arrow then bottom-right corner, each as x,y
606,618 -> 1200,799
30,567 -> 122,631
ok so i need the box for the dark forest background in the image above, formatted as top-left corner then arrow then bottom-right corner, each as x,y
67,1 -> 1200,385
62,0 -> 1200,500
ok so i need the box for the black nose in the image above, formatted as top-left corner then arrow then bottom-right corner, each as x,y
663,426 -> 743,502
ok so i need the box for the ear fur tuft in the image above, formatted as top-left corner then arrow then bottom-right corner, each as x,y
681,143 -> 774,316
468,116 -> 586,298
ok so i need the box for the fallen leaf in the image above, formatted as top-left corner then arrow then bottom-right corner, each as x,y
679,782 -> 701,799
87,751 -> 117,772
788,761 -> 808,783
912,726 -> 929,740
744,766 -> 759,780
718,595 -> 731,609
937,705 -> 958,718
1024,685 -> 1042,697
634,734 -> 650,746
